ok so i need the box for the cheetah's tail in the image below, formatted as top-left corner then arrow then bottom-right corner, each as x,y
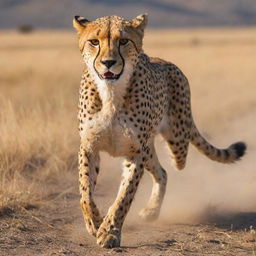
190,123 -> 246,163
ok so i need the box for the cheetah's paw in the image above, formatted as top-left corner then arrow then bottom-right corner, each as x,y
139,207 -> 160,222
96,227 -> 120,248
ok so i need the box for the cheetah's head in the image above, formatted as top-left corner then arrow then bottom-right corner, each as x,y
73,14 -> 147,83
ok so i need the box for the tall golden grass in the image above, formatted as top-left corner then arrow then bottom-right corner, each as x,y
0,28 -> 255,213
0,31 -> 81,211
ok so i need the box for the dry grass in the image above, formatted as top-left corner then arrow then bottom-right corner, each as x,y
0,27 -> 256,215
144,27 -> 256,131
0,31 -> 80,211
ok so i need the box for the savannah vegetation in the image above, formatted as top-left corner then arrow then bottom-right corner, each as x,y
0,28 -> 256,255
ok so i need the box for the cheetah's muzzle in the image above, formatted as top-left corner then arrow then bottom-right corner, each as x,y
101,71 -> 120,80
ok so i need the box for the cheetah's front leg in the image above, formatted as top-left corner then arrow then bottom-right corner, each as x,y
96,156 -> 144,248
79,144 -> 102,237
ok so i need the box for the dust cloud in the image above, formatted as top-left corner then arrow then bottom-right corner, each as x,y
95,110 -> 256,227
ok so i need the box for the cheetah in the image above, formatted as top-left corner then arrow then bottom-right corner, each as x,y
73,14 -> 246,248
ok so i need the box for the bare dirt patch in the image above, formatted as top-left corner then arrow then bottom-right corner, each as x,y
1,170 -> 256,256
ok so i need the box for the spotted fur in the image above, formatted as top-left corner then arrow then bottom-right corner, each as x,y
73,14 -> 246,248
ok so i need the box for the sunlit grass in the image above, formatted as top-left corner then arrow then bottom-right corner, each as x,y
0,27 -> 255,212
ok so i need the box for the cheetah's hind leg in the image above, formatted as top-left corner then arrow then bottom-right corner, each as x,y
160,116 -> 190,170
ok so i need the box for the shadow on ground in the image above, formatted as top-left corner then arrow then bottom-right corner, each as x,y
207,212 -> 256,231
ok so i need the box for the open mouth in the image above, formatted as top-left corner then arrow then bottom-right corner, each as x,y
101,71 -> 120,80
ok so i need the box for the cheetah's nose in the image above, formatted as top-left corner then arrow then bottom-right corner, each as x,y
101,60 -> 116,69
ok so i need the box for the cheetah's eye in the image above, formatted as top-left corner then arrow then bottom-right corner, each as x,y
89,39 -> 99,46
119,38 -> 129,45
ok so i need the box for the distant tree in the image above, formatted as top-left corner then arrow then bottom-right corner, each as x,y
17,24 -> 34,34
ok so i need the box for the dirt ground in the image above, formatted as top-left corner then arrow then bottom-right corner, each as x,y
2,137 -> 256,256
1,28 -> 256,256
1,164 -> 256,256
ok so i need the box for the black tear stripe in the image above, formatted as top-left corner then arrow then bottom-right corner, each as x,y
130,40 -> 140,54
118,43 -> 125,78
93,43 -> 101,78
81,44 -> 85,53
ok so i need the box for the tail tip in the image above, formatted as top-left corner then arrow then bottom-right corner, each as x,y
231,142 -> 247,159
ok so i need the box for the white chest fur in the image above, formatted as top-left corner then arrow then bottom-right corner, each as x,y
79,61 -> 138,157
80,112 -> 139,157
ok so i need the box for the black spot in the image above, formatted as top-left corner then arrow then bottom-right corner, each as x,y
230,142 -> 247,159
224,150 -> 230,159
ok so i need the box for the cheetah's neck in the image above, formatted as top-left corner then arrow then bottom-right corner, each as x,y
88,62 -> 134,118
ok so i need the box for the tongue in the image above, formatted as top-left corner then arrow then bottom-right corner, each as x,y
104,71 -> 115,79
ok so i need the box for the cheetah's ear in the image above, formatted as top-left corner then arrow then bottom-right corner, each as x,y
131,14 -> 148,31
73,16 -> 90,34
